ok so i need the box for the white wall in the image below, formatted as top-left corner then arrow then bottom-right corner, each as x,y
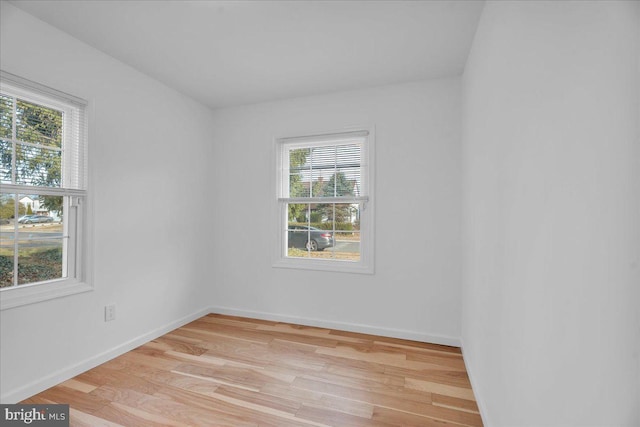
209,78 -> 462,344
0,3 -> 215,402
462,1 -> 640,425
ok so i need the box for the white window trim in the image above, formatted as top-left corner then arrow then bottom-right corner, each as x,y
0,71 -> 92,310
272,126 -> 375,274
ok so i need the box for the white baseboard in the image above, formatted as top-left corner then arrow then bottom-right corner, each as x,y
209,305 -> 461,347
1,306 -> 210,403
460,340 -> 490,426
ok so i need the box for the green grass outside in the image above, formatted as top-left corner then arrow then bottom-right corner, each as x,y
0,247 -> 63,288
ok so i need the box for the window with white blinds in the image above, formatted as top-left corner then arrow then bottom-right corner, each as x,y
0,71 -> 90,308
275,129 -> 374,274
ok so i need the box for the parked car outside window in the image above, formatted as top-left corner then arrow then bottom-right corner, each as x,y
18,215 -> 53,224
288,225 -> 334,251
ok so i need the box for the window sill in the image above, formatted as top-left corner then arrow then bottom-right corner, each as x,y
273,257 -> 374,274
0,279 -> 93,311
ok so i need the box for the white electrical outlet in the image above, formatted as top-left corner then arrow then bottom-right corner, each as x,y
105,304 -> 116,322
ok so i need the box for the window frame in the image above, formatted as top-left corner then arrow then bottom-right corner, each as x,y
273,127 -> 375,274
0,71 -> 91,310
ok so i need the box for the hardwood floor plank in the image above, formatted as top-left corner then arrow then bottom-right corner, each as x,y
375,402 -> 483,427
79,365 -> 161,395
291,376 -> 431,406
316,344 -> 456,372
372,340 -> 463,355
188,320 -> 275,342
205,389 -> 330,427
372,406 -> 472,427
299,370 -> 406,393
256,323 -> 370,344
60,378 -> 98,393
314,344 -> 407,365
405,377 -> 477,401
153,377 -> 326,427
260,383 -> 375,419
214,384 -> 302,415
30,385 -> 110,414
141,370 -> 220,397
384,365 -> 472,388
325,363 -> 405,386
329,331 -> 461,354
295,404 -> 392,427
203,313 -> 279,327
431,393 -> 480,414
93,402 -> 188,427
146,336 -> 209,355
69,408 -> 126,427
102,386 -> 258,427
19,314 -> 482,426
317,394 -> 375,419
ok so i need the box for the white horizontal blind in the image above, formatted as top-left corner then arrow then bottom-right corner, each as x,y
279,132 -> 368,202
0,71 -> 87,192
62,103 -> 87,191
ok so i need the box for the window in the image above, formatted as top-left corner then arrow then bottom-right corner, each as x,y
0,71 -> 90,310
274,129 -> 374,273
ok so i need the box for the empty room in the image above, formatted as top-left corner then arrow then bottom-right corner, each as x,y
0,1 -> 638,426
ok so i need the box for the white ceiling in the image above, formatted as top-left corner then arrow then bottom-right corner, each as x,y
10,0 -> 484,109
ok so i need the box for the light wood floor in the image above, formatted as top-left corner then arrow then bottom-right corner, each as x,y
22,314 -> 482,426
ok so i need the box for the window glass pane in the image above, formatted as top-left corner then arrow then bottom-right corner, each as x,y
17,195 -> 62,224
334,144 -> 361,197
289,173 -> 309,198
310,145 -> 335,171
286,203 -> 360,262
314,203 -> 360,261
289,148 -> 309,172
0,241 -> 13,288
0,95 -> 12,139
328,171 -> 359,197
0,193 -> 15,287
17,239 -> 63,285
16,99 -> 63,147
15,143 -> 61,187
288,203 -> 307,224
310,202 -> 359,226
335,144 -> 361,168
0,192 -> 21,222
0,139 -> 11,184
287,203 -> 315,258
310,170 -> 327,198
333,231 -> 360,260
288,148 -> 309,198
287,224 -> 335,257
14,194 -> 64,286
286,144 -> 362,199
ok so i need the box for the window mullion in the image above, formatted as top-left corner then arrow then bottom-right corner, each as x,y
62,196 -> 71,279
332,203 -> 336,259
11,96 -> 16,184
306,203 -> 311,256
333,145 -> 337,198
11,139 -> 63,152
0,184 -> 84,197
11,99 -> 18,286
280,196 -> 367,204
12,193 -> 18,287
